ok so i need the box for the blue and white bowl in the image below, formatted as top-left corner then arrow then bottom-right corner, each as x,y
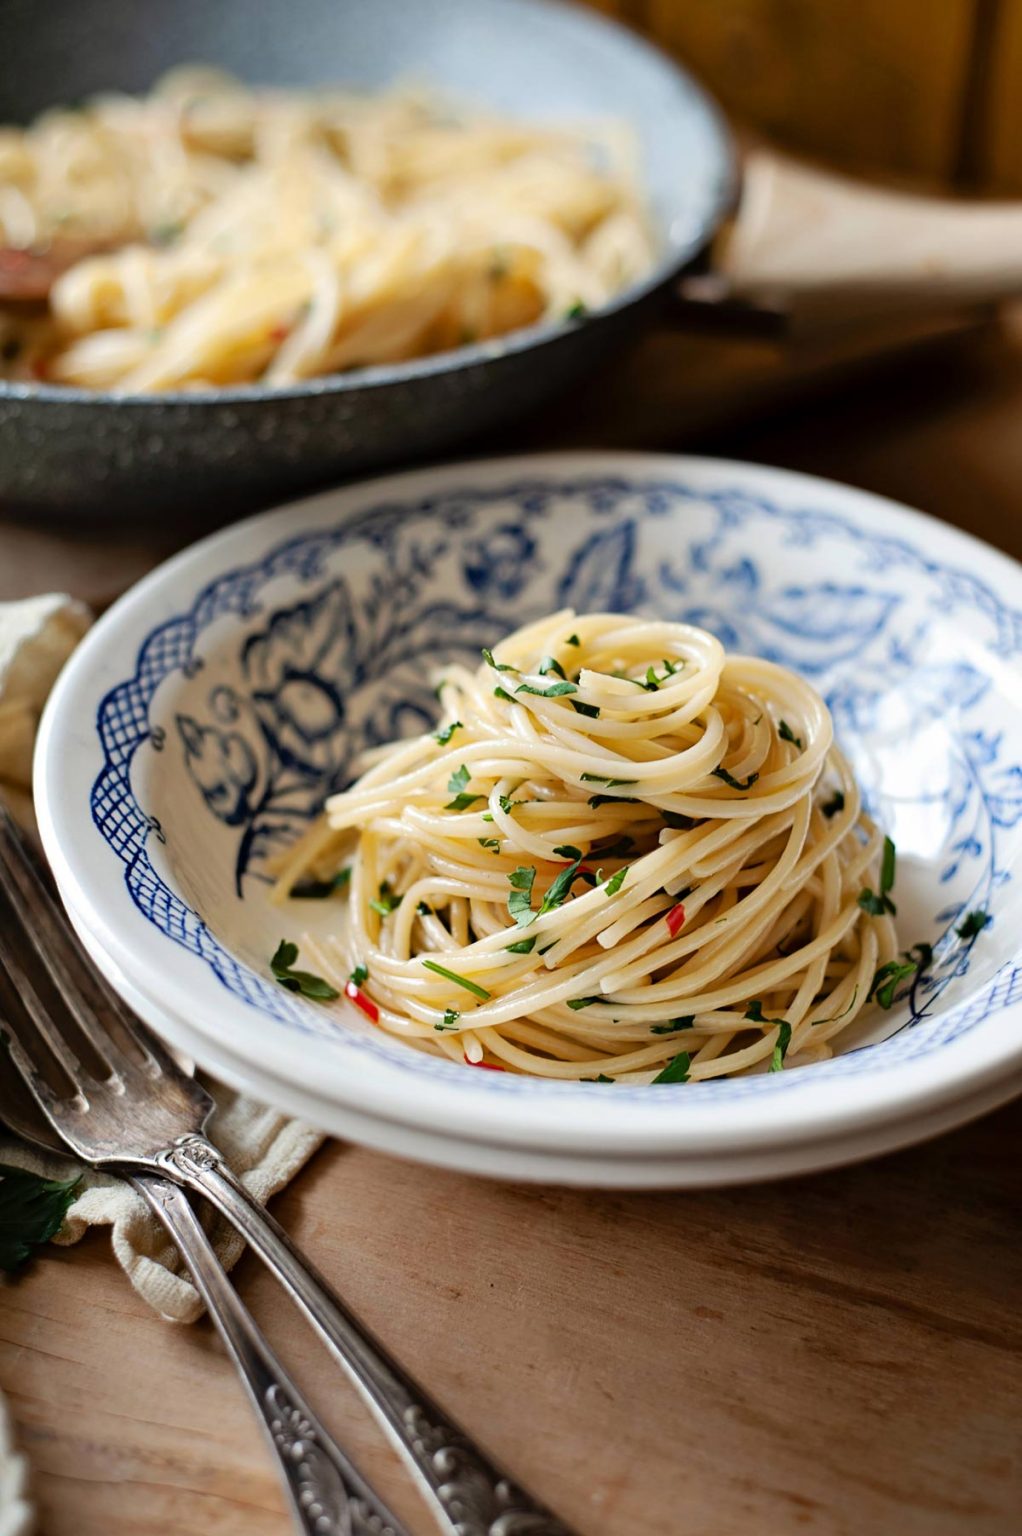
35,454 -> 1022,1185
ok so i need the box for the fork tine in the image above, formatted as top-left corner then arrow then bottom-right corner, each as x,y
0,881 -> 94,1084
0,803 -> 133,1076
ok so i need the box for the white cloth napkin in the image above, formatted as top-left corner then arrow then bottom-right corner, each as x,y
0,594 -> 325,1531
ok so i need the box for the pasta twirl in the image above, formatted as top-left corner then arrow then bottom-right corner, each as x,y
277,611 -> 899,1082
0,69 -> 654,390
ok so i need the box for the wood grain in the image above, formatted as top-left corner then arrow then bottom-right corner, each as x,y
2,1105 -> 1020,1536
639,0 -> 977,183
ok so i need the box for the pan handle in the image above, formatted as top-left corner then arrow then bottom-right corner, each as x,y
674,148 -> 1022,336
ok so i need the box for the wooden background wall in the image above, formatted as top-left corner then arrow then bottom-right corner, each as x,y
582,0 -> 1022,192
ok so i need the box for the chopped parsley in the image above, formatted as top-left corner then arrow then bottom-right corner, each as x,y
821,790 -> 845,818
508,865 -> 537,926
580,773 -> 638,787
603,866 -> 628,896
581,1073 -> 615,1083
564,299 -> 587,320
744,1000 -> 791,1071
566,996 -> 601,1010
478,836 -> 501,853
712,767 -> 759,791
566,633 -> 581,647
481,647 -> 517,672
779,720 -> 803,749
505,935 -> 537,954
432,720 -> 463,744
494,686 -> 515,703
541,856 -> 597,914
0,1165 -> 81,1274
435,1009 -> 461,1031
650,1017 -> 695,1034
769,1021 -> 792,1072
516,680 -> 578,698
368,881 -> 402,917
859,835 -> 898,917
271,940 -> 340,1000
957,909 -> 992,940
652,1052 -> 691,1084
290,867 -> 351,899
538,655 -> 567,679
553,844 -> 583,861
349,963 -> 369,987
416,901 -> 432,917
661,811 -> 695,830
868,959 -> 917,1009
588,794 -> 640,809
421,960 -> 492,1000
570,699 -> 601,718
445,762 -> 485,811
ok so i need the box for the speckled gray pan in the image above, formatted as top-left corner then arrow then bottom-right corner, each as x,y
0,0 -> 734,518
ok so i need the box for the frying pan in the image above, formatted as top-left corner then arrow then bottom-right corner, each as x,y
3,0 -> 1022,519
0,0 -> 735,516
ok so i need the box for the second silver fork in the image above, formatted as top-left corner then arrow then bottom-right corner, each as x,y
0,804 -> 574,1536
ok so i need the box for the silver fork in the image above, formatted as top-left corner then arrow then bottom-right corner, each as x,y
0,804 -> 575,1536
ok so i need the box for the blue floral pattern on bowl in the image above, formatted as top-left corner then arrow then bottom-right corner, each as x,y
88,473 -> 1022,1099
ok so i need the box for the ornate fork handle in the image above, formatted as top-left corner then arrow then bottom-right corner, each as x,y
131,1171 -> 407,1536
156,1134 -> 576,1536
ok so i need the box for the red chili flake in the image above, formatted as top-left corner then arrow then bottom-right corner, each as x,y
665,902 -> 686,938
465,1057 -> 506,1071
267,324 -> 290,343
29,357 -> 48,381
344,979 -> 379,1023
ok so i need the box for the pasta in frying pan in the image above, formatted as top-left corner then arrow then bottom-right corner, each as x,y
0,68 -> 654,390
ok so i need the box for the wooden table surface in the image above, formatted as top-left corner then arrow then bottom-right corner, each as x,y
1,312 -> 1021,1536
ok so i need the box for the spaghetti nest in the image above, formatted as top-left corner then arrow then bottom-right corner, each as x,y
279,611 -> 898,1082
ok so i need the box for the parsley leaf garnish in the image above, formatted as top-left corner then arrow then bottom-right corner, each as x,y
538,655 -> 567,679
0,1164 -> 81,1273
416,901 -> 432,917
652,1052 -> 691,1084
881,835 -> 896,896
508,865 -> 537,926
290,867 -> 351,899
271,940 -> 339,1000
444,763 -> 484,811
566,996 -> 601,1010
712,767 -> 759,791
821,790 -> 845,818
661,811 -> 695,830
369,881 -> 402,917
564,299 -> 587,320
650,1017 -> 694,1034
566,633 -> 581,647
421,960 -> 492,1000
868,959 -> 917,1009
553,844 -> 583,861
432,720 -> 463,745
494,686 -> 514,702
435,1009 -> 461,1031
349,963 -> 369,987
779,720 -> 803,749
603,866 -> 628,896
516,680 -> 578,699
539,856 -> 594,916
744,1000 -> 791,1070
481,647 -> 517,672
957,909 -> 992,940
505,935 -> 537,954
570,699 -> 601,717
477,836 -> 501,853
580,774 -> 638,787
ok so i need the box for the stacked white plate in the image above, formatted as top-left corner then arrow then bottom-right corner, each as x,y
36,454 -> 1022,1186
